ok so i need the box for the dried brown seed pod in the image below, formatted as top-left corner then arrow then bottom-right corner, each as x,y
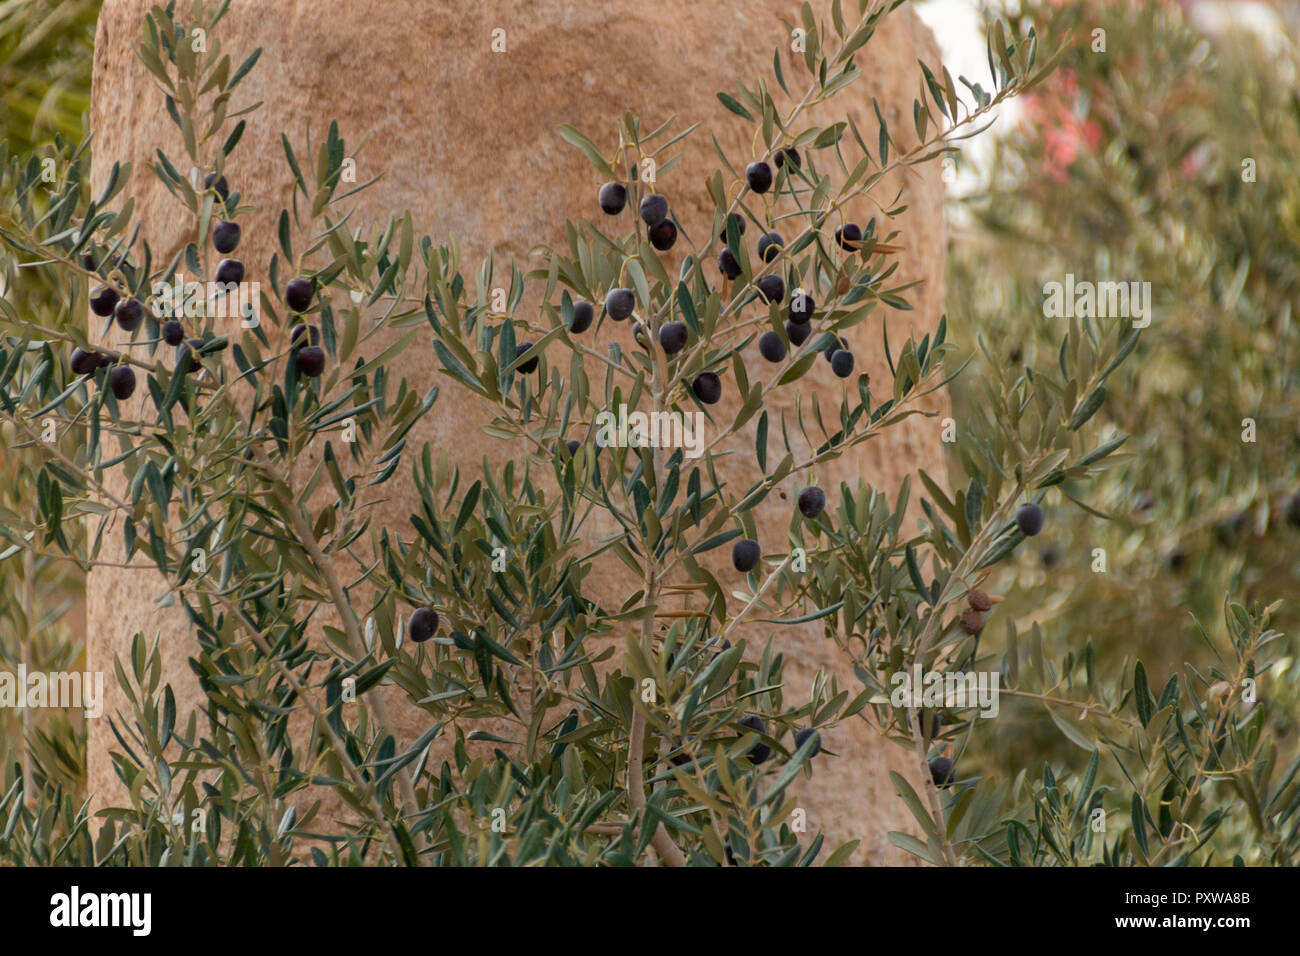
967,588 -> 993,612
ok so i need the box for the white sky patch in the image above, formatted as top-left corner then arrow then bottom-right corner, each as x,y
913,0 -> 1019,198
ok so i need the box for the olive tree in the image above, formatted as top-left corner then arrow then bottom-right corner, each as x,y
0,0 -> 1263,868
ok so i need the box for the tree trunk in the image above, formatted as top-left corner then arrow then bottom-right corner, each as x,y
88,0 -> 948,864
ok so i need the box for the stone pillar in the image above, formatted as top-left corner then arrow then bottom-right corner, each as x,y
89,0 -> 948,864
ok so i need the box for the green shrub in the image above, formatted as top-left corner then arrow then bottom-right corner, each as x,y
948,0 -> 1300,864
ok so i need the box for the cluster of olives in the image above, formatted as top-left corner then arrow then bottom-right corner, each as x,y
733,152 -> 862,379
737,217 -> 862,381
684,712 -> 820,769
743,146 -> 802,196
492,180 -> 684,385
727,482 -> 825,574
283,277 -> 324,377
597,183 -> 706,401
81,282 -> 139,399
587,170 -> 866,421
74,171 -> 330,395
598,182 -> 679,253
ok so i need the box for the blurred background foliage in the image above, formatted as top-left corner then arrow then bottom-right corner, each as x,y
947,0 -> 1300,860
0,0 -> 97,157
0,0 -> 100,800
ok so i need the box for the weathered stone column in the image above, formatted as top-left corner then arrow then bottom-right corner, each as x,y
89,0 -> 948,864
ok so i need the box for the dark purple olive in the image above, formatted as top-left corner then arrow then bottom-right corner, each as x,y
214,258 -> 245,286
1282,492 -> 1300,527
669,741 -> 696,767
90,285 -> 119,317
775,147 -> 802,170
746,162 -> 773,194
180,338 -> 206,375
598,182 -> 627,215
109,365 -> 136,400
916,709 -> 942,741
409,607 -> 438,643
797,486 -> 825,519
732,538 -> 760,572
569,300 -> 594,334
788,290 -> 815,324
717,248 -> 742,280
70,348 -> 102,376
204,173 -> 230,202
756,275 -> 785,304
605,288 -> 635,321
295,345 -> 326,378
692,372 -> 722,405
835,222 -> 863,251
738,714 -> 770,765
757,232 -> 784,264
822,335 -> 848,362
639,193 -> 669,227
794,728 -> 821,757
1015,503 -> 1044,537
212,220 -> 241,254
758,330 -> 786,363
289,323 -> 319,348
659,321 -> 688,355
515,342 -> 539,374
162,320 -> 185,346
648,219 -> 678,251
929,756 -> 955,788
285,278 -> 314,313
718,213 -> 747,242
114,298 -> 144,332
